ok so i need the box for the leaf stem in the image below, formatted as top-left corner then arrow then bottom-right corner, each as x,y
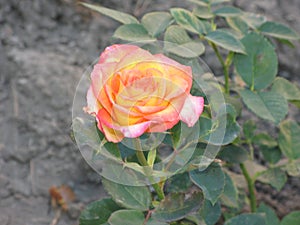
240,163 -> 257,212
248,141 -> 255,160
209,42 -> 231,94
134,139 -> 165,200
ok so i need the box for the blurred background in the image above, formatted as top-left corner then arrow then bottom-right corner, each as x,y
0,0 -> 299,224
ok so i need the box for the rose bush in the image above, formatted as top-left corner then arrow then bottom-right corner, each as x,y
74,1 -> 300,224
84,44 -> 204,143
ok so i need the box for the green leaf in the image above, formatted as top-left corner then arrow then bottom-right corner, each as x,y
205,30 -> 246,53
279,120 -> 300,160
257,203 -> 280,225
209,93 -> 243,117
188,0 -> 231,6
72,118 -> 102,149
241,13 -> 267,29
218,114 -> 241,145
188,0 -> 210,7
256,168 -> 287,191
193,5 -> 214,19
200,199 -> 222,225
80,198 -> 122,225
199,114 -> 241,146
109,210 -> 143,225
102,178 -> 151,211
152,192 -> 203,222
226,17 -> 249,34
72,118 -> 121,160
164,25 -> 192,44
272,77 -> 300,101
253,133 -> 277,148
290,100 -> 300,108
164,26 -> 206,59
240,90 -> 288,125
108,210 -> 168,225
170,8 -> 208,34
214,6 -> 243,17
243,120 -> 256,140
141,12 -> 173,37
216,103 -> 238,118
221,172 -> 239,208
166,172 -> 193,193
234,32 -> 278,90
284,159 -> 300,177
113,24 -> 155,42
224,213 -> 266,225
210,0 -> 231,5
164,41 -> 205,58
259,21 -> 300,40
253,133 -> 280,164
218,145 -> 248,164
280,211 -> 300,225
190,163 -> 225,204
278,38 -> 296,48
80,3 -> 139,24
161,121 -> 199,174
99,158 -> 150,187
261,146 -> 281,164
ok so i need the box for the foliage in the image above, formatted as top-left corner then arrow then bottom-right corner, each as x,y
75,0 -> 300,224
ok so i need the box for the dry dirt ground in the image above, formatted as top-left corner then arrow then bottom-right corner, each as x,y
0,0 -> 299,224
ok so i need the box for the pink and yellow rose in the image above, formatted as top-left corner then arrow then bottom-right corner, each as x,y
84,44 -> 204,143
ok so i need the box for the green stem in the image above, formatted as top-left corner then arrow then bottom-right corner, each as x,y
209,42 -> 230,94
248,141 -> 255,160
134,139 -> 165,200
240,163 -> 257,212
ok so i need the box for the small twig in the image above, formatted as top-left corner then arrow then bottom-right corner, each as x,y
143,210 -> 154,225
50,209 -> 62,225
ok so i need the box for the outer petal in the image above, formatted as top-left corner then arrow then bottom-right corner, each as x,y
148,118 -> 179,132
99,44 -> 140,64
97,108 -> 150,139
144,97 -> 183,123
91,62 -> 117,97
84,86 -> 101,115
118,121 -> 152,138
180,95 -> 204,127
100,123 -> 124,143
99,44 -> 154,70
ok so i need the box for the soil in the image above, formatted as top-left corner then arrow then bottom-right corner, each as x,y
0,0 -> 299,224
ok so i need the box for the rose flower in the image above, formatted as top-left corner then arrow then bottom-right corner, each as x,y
84,44 -> 204,143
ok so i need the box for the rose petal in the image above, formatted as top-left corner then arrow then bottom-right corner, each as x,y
84,86 -> 101,115
111,104 -> 142,126
144,98 -> 183,122
148,119 -> 179,132
99,44 -> 139,64
97,108 -> 151,140
154,54 -> 193,78
91,63 -> 116,97
118,121 -> 152,138
100,123 -> 124,143
134,105 -> 166,114
99,44 -> 155,72
180,95 -> 204,127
